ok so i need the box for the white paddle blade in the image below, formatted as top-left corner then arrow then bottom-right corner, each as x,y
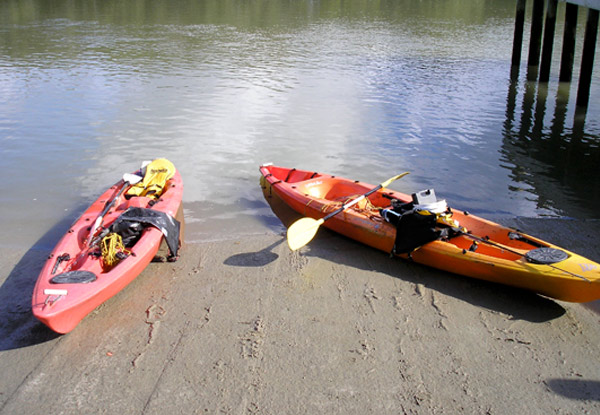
123,173 -> 143,185
287,217 -> 324,251
89,215 -> 103,236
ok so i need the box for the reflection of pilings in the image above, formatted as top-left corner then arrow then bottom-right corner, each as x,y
532,83 -> 549,138
550,83 -> 571,140
539,0 -> 558,82
505,79 -> 519,132
520,80 -> 538,136
505,3 -> 600,218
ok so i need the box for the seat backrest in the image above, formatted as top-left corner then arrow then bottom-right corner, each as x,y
126,158 -> 175,200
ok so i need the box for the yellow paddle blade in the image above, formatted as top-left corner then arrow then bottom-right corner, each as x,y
380,172 -> 410,188
287,217 -> 325,251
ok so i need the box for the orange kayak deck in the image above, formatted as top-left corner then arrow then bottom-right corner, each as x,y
260,164 -> 600,303
32,168 -> 183,334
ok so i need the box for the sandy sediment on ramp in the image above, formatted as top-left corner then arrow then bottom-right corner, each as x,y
0,219 -> 599,414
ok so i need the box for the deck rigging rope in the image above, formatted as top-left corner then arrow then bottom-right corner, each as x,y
101,233 -> 130,268
321,194 -> 383,221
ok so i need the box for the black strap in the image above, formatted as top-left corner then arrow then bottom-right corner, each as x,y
284,168 -> 296,182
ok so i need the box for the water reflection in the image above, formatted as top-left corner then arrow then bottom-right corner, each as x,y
0,0 -> 598,250
503,71 -> 600,218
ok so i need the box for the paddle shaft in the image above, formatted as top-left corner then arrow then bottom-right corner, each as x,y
65,183 -> 129,273
286,172 -> 409,251
87,174 -> 140,246
322,174 -> 410,222
455,229 -> 590,282
322,191 -> 374,221
99,183 -> 127,219
87,184 -> 127,245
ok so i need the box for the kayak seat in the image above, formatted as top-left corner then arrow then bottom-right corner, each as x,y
126,158 -> 175,200
51,270 -> 97,284
125,196 -> 153,209
323,181 -> 370,201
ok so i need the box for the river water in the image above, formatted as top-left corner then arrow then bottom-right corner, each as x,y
1,0 -> 599,250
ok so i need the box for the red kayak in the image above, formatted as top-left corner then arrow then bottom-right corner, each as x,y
32,159 -> 183,333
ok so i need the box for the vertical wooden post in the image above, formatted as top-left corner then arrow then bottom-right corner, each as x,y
576,9 -> 599,107
511,0 -> 527,80
539,0 -> 558,82
559,3 -> 579,82
527,0 -> 546,80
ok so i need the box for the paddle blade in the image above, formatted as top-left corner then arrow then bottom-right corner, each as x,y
123,173 -> 143,185
287,217 -> 325,251
380,172 -> 409,189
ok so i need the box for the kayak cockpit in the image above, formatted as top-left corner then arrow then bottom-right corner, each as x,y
264,166 -> 326,183
294,178 -> 373,202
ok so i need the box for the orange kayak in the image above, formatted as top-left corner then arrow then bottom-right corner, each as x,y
32,160 -> 183,333
260,164 -> 600,303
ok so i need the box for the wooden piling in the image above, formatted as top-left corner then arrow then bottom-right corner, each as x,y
576,8 -> 599,107
527,0 -> 546,80
539,0 -> 559,82
511,0 -> 527,80
559,3 -> 579,82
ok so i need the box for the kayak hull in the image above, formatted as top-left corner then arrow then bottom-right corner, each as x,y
32,168 -> 183,334
260,165 -> 600,303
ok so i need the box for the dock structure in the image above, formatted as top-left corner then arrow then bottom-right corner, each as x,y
511,0 -> 599,108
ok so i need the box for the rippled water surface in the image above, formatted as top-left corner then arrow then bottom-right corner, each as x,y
1,0 -> 599,249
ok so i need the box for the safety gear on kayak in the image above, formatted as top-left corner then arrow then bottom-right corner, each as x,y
126,158 -> 175,200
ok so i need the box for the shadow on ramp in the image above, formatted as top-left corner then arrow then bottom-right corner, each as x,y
224,238 -> 284,267
546,378 -> 600,401
0,212 -> 84,350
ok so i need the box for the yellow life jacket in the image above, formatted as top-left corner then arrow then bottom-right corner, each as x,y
126,158 -> 175,200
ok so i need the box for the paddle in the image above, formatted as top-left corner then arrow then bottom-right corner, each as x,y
287,172 -> 410,251
86,173 -> 142,246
